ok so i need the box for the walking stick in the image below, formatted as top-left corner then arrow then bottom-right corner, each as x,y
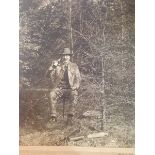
63,97 -> 65,118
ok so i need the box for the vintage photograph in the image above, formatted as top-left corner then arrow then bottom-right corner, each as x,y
19,0 -> 135,148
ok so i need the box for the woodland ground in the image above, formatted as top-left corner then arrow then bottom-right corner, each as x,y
19,91 -> 134,148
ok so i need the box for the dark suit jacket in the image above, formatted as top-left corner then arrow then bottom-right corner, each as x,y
46,61 -> 81,89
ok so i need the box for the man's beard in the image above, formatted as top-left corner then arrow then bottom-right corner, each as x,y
63,59 -> 70,63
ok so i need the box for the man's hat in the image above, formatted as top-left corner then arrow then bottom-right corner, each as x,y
60,48 -> 73,55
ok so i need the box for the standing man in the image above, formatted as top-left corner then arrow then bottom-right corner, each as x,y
46,48 -> 81,125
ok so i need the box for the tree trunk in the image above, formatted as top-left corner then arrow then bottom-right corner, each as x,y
101,57 -> 106,130
68,0 -> 73,61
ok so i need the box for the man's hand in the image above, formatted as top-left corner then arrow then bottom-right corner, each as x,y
72,86 -> 77,90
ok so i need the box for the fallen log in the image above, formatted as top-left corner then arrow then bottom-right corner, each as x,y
69,136 -> 85,141
69,132 -> 108,142
24,88 -> 50,91
56,129 -> 80,145
87,132 -> 108,138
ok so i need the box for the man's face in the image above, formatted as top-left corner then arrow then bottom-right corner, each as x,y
62,55 -> 71,63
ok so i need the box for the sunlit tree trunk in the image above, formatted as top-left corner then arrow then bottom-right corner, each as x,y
101,57 -> 106,130
68,0 -> 73,61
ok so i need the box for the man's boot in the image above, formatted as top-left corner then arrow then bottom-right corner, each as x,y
46,116 -> 57,129
50,115 -> 57,122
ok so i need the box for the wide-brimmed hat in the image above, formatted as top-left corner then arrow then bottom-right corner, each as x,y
60,48 -> 73,55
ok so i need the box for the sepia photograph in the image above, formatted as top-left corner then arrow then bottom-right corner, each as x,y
19,0 -> 135,154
